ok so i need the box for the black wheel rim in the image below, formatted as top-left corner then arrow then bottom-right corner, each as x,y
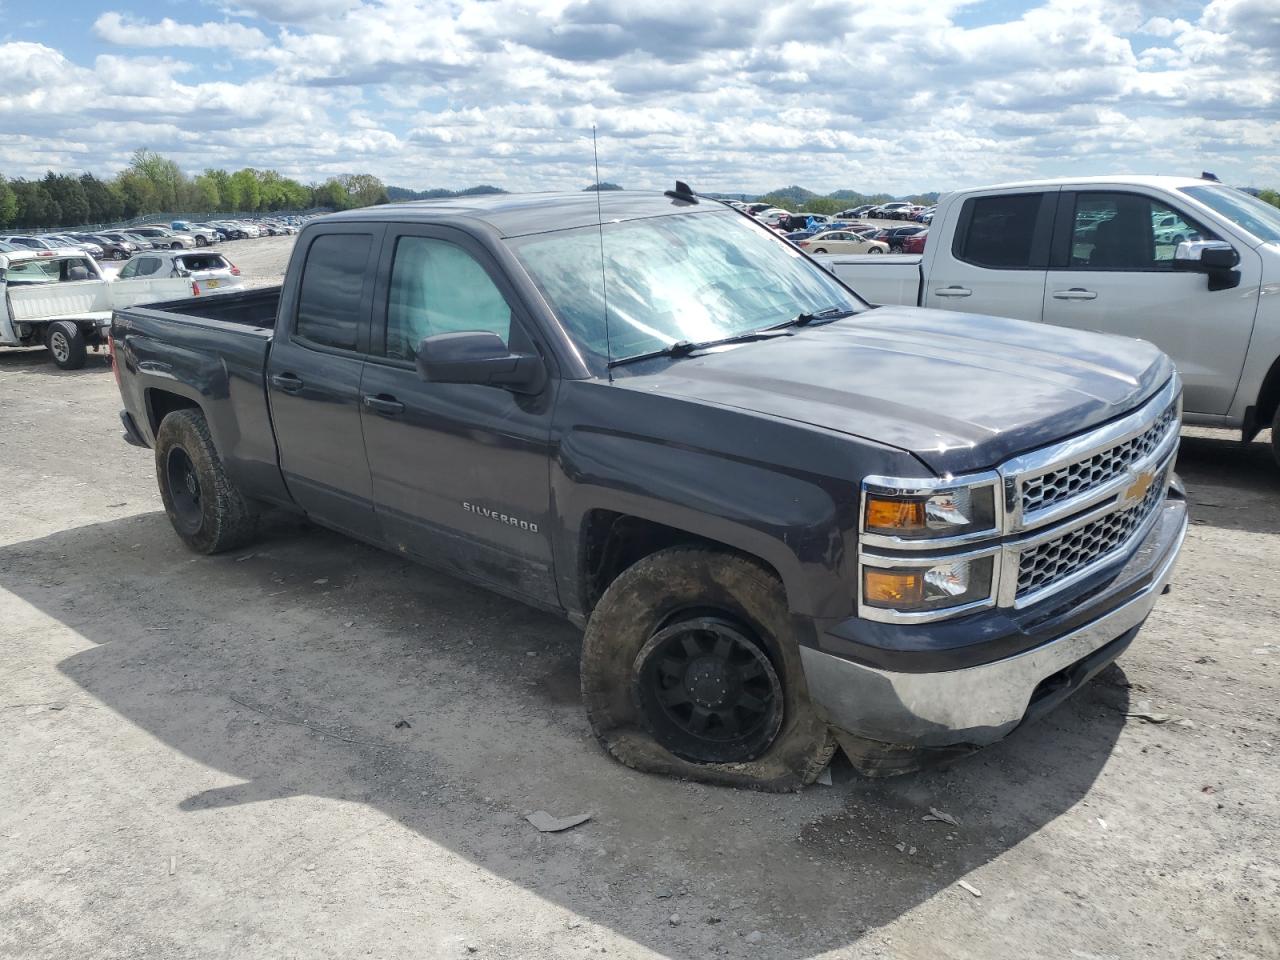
166,447 -> 203,534
632,616 -> 784,764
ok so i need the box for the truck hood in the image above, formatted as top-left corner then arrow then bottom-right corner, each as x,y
617,306 -> 1174,475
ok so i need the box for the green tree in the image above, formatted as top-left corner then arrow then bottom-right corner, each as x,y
114,168 -> 160,219
80,173 -> 123,223
0,177 -> 17,229
337,173 -> 389,208
231,168 -> 261,211
192,173 -> 222,211
42,171 -> 89,226
1258,189 -> 1280,209
11,180 -> 56,229
800,197 -> 843,216
129,148 -> 183,209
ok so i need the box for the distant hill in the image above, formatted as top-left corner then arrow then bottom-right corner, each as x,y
583,182 -> 624,191
386,184 -> 507,201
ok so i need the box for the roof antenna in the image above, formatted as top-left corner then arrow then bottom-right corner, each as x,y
592,125 -> 614,383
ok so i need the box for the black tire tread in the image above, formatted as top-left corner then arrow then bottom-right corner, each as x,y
154,409 -> 257,554
581,546 -> 835,792
47,321 -> 86,370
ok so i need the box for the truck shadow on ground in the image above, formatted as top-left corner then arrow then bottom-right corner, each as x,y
1175,430 -> 1280,535
3,512 -> 1131,957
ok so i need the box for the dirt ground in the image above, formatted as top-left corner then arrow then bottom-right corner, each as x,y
2,236 -> 1278,959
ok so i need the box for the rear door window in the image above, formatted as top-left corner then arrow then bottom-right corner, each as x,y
295,233 -> 373,352
953,193 -> 1045,268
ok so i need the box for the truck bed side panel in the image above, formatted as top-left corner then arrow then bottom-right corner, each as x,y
815,254 -> 924,306
113,301 -> 291,508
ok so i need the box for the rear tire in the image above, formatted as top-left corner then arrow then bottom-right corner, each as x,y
581,547 -> 836,791
154,409 -> 257,554
46,321 -> 86,370
812,247 -> 827,254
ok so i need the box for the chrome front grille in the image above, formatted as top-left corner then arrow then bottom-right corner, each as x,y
1016,466 -> 1168,597
1020,403 -> 1178,518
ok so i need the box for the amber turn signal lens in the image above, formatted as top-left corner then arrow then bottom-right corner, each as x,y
865,496 -> 926,532
863,569 -> 924,606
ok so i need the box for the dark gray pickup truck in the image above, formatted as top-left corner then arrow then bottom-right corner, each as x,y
112,189 -> 1188,789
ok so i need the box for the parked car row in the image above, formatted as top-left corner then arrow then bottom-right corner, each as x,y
8,215 -> 307,264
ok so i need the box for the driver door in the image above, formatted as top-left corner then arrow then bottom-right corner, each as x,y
1041,190 -> 1259,415
360,226 -> 559,605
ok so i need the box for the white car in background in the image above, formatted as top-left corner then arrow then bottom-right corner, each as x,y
112,250 -> 245,304
794,230 -> 889,255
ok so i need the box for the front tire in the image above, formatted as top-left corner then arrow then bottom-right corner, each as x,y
195,235 -> 207,247
581,547 -> 835,791
154,409 -> 257,554
868,247 -> 884,254
812,247 -> 827,254
46,321 -> 86,369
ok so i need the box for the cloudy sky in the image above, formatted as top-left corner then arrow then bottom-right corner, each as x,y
0,0 -> 1276,195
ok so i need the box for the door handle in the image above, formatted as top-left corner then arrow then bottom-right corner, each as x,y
363,394 -> 405,415
1052,288 -> 1098,301
934,286 -> 972,298
270,372 -> 303,392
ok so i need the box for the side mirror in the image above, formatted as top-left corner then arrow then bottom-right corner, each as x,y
416,331 -> 546,394
1174,239 -> 1240,291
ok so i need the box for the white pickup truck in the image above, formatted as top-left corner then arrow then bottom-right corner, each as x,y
818,175 -> 1280,464
1,249 -> 238,369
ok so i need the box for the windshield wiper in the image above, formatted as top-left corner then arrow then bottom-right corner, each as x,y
609,328 -> 795,368
609,307 -> 856,368
779,305 -> 857,328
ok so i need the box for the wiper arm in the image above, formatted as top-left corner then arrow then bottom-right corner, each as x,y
778,305 -> 857,328
608,329 -> 794,368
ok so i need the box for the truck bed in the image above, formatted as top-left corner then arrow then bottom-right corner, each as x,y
814,254 -> 924,307
112,283 -> 290,506
136,285 -> 281,329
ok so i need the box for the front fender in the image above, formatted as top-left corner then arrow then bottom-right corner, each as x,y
552,426 -> 857,622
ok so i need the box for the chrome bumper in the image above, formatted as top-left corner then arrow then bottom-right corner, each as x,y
801,497 -> 1188,748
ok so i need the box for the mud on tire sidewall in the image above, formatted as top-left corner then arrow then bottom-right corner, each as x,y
580,547 -> 835,791
154,410 -> 256,554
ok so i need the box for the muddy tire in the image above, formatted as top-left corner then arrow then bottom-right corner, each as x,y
46,321 -> 86,370
154,409 -> 257,554
581,547 -> 835,791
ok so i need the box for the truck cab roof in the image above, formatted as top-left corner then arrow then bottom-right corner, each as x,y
321,191 -> 717,239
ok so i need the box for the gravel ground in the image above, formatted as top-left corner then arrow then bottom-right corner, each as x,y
1,236 -> 1278,959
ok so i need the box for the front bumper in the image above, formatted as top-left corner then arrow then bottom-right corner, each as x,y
800,494 -> 1187,750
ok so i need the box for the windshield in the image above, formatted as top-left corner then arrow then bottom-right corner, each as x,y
1181,185 -> 1280,244
507,210 -> 863,368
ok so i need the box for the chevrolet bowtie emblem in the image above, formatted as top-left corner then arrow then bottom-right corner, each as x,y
1123,468 -> 1156,505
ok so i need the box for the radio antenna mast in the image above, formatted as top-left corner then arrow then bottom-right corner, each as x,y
592,125 -> 614,383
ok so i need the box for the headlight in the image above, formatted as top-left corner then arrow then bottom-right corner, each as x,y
862,555 -> 995,614
863,483 -> 997,541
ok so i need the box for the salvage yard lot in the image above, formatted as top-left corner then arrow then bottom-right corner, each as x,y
1,236 -> 1278,959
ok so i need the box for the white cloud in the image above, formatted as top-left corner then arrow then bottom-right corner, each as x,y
93,12 -> 269,50
1,1 -> 1277,191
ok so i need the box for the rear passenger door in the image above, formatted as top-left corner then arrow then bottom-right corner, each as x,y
923,190 -> 1055,320
266,226 -> 384,540
110,256 -> 170,309
360,226 -> 558,605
